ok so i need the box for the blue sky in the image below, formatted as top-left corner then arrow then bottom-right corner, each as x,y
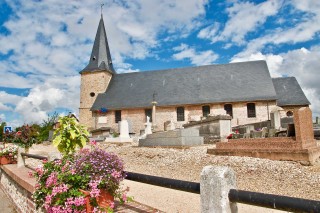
0,0 -> 320,127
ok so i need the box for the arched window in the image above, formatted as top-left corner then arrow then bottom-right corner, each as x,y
247,103 -> 256,118
202,105 -> 210,117
177,107 -> 185,121
145,109 -> 152,122
224,104 -> 233,117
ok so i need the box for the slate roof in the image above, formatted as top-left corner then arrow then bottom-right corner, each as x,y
92,60 -> 281,110
272,77 -> 310,106
80,16 -> 115,74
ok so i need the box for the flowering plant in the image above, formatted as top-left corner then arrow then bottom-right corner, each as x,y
13,125 -> 40,149
33,147 -> 129,212
0,144 -> 18,157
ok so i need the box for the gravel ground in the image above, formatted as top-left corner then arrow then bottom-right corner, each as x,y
28,141 -> 320,202
99,142 -> 320,201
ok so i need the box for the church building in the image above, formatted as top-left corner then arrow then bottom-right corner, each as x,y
79,16 -> 310,134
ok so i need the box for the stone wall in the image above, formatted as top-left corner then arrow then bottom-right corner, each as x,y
0,165 -> 43,213
79,71 -> 112,128
91,101 -> 279,134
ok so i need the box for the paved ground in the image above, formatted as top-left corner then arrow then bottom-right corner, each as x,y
0,187 -> 17,213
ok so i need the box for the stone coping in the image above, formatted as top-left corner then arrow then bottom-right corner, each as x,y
0,164 -> 36,193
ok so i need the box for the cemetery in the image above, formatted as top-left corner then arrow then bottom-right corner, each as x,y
1,8 -> 320,213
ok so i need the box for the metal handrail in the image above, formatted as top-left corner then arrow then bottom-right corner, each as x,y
126,172 -> 200,194
20,153 -> 48,161
229,189 -> 320,212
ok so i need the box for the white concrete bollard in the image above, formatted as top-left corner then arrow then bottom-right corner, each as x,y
200,166 -> 238,213
17,147 -> 25,168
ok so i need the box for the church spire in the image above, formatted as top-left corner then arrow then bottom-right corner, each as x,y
80,13 -> 115,74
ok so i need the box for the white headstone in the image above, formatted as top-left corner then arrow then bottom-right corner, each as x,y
169,117 -> 175,130
270,110 -> 281,130
119,120 -> 130,139
145,116 -> 152,135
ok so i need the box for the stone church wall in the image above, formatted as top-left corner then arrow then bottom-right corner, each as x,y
79,71 -> 112,128
92,101 -> 280,135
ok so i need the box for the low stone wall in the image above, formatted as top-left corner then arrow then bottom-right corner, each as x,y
0,165 -> 43,213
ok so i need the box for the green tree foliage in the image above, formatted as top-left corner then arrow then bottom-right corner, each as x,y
38,112 -> 58,142
0,122 -> 7,141
52,116 -> 89,155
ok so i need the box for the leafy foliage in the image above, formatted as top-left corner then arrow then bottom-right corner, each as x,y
14,124 -> 40,148
0,122 -> 7,141
52,116 -> 89,155
38,112 -> 59,142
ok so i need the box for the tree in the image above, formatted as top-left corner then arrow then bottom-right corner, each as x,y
0,122 -> 7,142
38,112 -> 59,142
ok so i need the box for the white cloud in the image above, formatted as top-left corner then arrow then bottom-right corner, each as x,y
0,0 -> 210,124
0,103 -> 12,111
14,77 -> 80,124
231,46 -> 320,118
231,52 -> 284,77
198,0 -> 282,45
172,43 -> 218,66
0,114 -> 6,122
234,0 -> 320,56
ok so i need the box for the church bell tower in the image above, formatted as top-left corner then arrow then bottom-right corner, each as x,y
79,14 -> 115,129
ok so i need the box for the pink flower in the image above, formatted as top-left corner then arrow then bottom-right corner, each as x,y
90,140 -> 97,146
28,171 -> 33,178
42,159 -> 48,163
46,172 -> 58,187
109,201 -> 115,209
122,193 -> 127,202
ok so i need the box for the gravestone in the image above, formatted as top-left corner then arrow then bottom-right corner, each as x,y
105,120 -> 133,143
119,120 -> 130,139
270,110 -> 281,129
145,116 -> 152,135
139,128 -> 203,147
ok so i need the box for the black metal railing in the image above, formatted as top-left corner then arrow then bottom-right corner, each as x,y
21,153 -> 48,161
20,153 -> 320,212
229,189 -> 320,212
126,172 -> 200,194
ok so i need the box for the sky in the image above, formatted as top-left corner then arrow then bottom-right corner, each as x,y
0,0 -> 320,127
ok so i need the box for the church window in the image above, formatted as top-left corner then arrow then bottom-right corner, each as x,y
177,107 -> 185,121
202,105 -> 210,117
90,92 -> 95,97
247,103 -> 256,118
224,104 -> 233,117
286,111 -> 293,117
145,109 -> 152,122
92,56 -> 96,61
115,110 -> 121,123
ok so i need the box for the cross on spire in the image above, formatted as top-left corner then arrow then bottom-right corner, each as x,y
101,3 -> 104,17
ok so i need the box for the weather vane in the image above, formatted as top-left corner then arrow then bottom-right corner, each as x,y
101,3 -> 104,16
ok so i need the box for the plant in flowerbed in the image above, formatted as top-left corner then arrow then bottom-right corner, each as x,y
13,124 -> 40,153
32,116 -> 130,212
0,144 -> 18,164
